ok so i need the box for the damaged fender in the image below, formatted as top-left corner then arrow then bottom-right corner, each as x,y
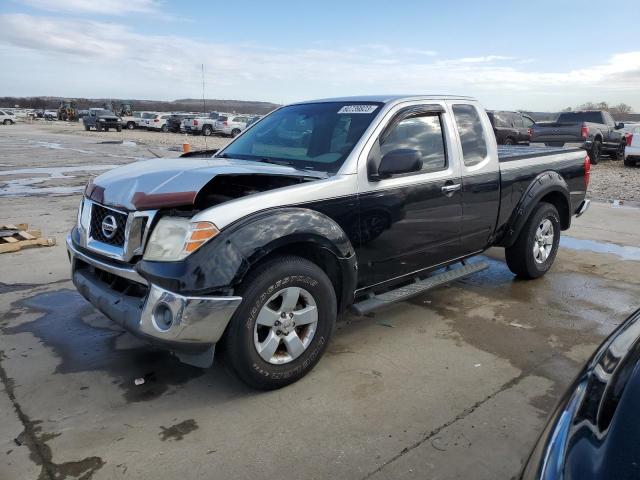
137,207 -> 358,310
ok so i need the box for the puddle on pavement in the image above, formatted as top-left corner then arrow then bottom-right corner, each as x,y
1,289 -> 205,402
0,165 -> 119,197
561,236 -> 640,261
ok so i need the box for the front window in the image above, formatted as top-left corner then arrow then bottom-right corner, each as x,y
218,102 -> 382,172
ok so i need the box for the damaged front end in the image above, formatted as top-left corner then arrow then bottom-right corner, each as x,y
67,157 -> 325,367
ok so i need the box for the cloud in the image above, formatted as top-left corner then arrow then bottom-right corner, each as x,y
0,13 -> 638,110
17,0 -> 160,16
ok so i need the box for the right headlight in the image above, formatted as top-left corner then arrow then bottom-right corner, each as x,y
143,217 -> 219,262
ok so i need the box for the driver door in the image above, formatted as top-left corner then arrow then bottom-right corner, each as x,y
355,103 -> 463,288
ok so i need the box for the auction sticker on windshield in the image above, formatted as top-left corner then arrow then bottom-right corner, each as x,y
337,105 -> 378,114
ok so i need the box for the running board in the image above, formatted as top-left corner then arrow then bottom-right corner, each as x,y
350,261 -> 489,316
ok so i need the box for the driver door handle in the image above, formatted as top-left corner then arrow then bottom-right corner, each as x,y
441,183 -> 461,196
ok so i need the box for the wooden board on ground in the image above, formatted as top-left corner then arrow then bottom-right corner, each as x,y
0,223 -> 56,254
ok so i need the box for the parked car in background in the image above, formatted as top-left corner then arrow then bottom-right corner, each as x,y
67,95 -> 590,389
76,110 -> 90,122
0,109 -> 17,125
624,124 -> 640,167
246,115 -> 262,127
521,308 -> 640,480
82,109 -> 122,132
44,110 -> 58,120
167,113 -> 196,133
487,110 -> 535,145
531,110 -> 627,164
139,112 -> 158,129
146,113 -> 173,132
183,112 -> 224,136
119,112 -> 140,130
217,115 -> 251,137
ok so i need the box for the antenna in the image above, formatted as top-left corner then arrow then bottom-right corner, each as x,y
202,63 -> 207,150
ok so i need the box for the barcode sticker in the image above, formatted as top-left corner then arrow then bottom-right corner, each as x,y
337,105 -> 378,114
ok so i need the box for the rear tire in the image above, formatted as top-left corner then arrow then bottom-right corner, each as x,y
503,137 -> 515,145
161,124 -> 168,133
223,255 -> 337,390
611,142 -> 625,161
231,128 -> 241,138
505,202 -> 561,279
3,119 -> 11,125
589,139 -> 601,165
127,122 -> 135,130
202,125 -> 212,136
625,156 -> 637,167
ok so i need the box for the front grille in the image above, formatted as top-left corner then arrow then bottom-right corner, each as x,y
90,203 -> 128,247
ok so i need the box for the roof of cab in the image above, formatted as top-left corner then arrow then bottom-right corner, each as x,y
293,95 -> 475,105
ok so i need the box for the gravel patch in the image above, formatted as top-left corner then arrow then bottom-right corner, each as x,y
588,159 -> 640,203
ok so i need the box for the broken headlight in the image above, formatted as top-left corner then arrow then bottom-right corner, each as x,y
143,217 -> 219,262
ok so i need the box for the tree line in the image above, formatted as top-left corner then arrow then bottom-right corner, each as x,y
561,102 -> 634,115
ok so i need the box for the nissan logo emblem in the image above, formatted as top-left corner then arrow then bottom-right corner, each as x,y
101,215 -> 118,239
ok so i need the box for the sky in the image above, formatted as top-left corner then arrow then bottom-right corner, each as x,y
1,0 -> 639,111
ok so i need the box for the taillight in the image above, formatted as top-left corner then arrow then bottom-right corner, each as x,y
580,123 -> 589,139
193,119 -> 198,125
626,133 -> 633,146
584,155 -> 591,189
223,121 -> 228,126
527,128 -> 532,138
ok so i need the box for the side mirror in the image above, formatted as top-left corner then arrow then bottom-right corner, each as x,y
377,149 -> 422,178
616,122 -> 625,130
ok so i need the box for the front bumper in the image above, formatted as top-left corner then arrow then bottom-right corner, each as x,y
66,234 -> 242,367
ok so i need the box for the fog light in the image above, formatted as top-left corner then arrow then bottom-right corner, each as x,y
153,303 -> 174,331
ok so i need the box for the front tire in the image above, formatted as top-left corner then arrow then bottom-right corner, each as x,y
231,128 -> 241,138
503,137 -> 515,145
127,122 -> 135,130
202,125 -> 212,136
3,119 -> 11,125
505,202 -> 561,279
223,255 -> 337,390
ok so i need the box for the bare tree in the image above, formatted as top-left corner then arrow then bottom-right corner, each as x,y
610,103 -> 633,115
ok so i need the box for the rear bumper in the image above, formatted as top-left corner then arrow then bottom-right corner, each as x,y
66,234 -> 242,366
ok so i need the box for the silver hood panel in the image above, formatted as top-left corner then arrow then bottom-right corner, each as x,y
85,157 -> 325,210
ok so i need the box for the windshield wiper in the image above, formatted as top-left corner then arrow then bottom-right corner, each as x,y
257,157 -> 295,167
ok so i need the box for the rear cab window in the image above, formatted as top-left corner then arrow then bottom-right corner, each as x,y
452,104 -> 488,167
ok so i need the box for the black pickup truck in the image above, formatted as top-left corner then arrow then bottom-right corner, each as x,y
530,110 -> 627,164
82,109 -> 123,132
67,95 -> 590,389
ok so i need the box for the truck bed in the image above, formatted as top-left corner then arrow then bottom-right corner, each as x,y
497,145 -> 583,162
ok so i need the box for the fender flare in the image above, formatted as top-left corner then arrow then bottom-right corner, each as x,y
498,171 -> 570,248
137,207 -> 357,301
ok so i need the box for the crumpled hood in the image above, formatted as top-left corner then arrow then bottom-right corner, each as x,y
85,157 -> 325,211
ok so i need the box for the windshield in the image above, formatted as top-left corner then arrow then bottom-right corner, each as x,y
218,102 -> 382,172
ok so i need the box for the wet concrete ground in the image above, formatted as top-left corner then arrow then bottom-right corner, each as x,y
1,123 -> 640,479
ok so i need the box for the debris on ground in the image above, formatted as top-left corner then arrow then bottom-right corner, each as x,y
0,224 -> 56,254
134,378 -> 145,386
